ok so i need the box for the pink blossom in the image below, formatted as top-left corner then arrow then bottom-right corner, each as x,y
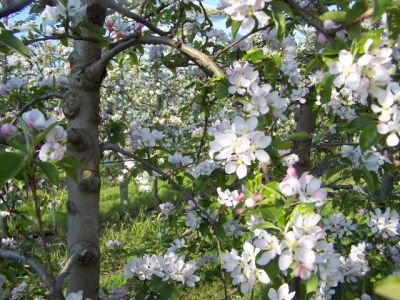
236,208 -> 244,217
39,142 -> 65,161
279,175 -> 300,197
0,123 -> 17,137
46,125 -> 67,142
293,262 -> 314,280
245,198 -> 257,208
236,192 -> 246,202
286,166 -> 298,177
22,109 -> 46,130
254,192 -> 264,202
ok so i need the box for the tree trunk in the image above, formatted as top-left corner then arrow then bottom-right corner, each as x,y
119,179 -> 129,212
64,2 -> 106,298
291,101 -> 316,300
293,102 -> 317,174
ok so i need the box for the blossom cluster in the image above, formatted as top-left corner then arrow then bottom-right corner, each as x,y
218,0 -> 270,34
1,109 -> 67,162
124,246 -> 200,287
209,116 -> 271,179
328,41 -> 400,146
341,145 -> 390,172
226,61 -> 287,119
367,208 -> 399,238
23,109 -> 67,161
41,0 -> 86,28
279,167 -> 328,207
130,122 -> 163,148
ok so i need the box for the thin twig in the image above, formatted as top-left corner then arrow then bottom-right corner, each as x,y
24,34 -> 98,46
104,0 -> 169,36
214,24 -> 273,59
198,0 -> 213,28
284,0 -> 331,38
29,178 -> 54,278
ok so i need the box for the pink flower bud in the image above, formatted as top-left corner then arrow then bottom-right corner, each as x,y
287,166 -> 298,177
317,33 -> 328,45
236,192 -> 245,202
254,192 -> 264,202
22,109 -> 45,130
0,123 -> 17,137
235,208 -> 244,217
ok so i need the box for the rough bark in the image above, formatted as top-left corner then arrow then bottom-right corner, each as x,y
293,102 -> 317,174
64,1 -> 106,298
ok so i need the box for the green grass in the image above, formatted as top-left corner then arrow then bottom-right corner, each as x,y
5,180 -> 228,299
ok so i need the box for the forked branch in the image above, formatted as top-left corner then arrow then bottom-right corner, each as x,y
88,35 -> 223,78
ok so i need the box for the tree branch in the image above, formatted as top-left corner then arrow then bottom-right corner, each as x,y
104,0 -> 169,36
101,143 -> 194,200
284,0 -> 331,38
214,24 -> 273,59
0,249 -> 53,291
55,252 -> 81,293
0,0 -> 33,18
24,34 -> 98,46
88,35 -> 223,78
12,92 -> 63,125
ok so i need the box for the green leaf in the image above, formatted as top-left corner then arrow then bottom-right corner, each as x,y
271,10 -> 286,41
346,114 -> 372,133
0,152 -> 26,187
0,30 -> 30,57
306,274 -> 319,294
261,207 -> 286,228
352,29 -> 384,54
317,72 -> 334,103
375,276 -> 400,300
243,47 -> 266,63
231,20 -> 241,39
322,39 -> 348,55
78,21 -> 108,48
215,87 -> 229,99
225,174 -> 236,186
39,161 -> 59,186
373,0 -> 392,19
387,0 -> 400,44
360,123 -> 379,150
304,56 -> 321,75
363,168 -> 379,192
320,11 -> 346,22
32,123 -> 57,148
56,155 -> 82,182
271,138 -> 292,150
254,221 -> 280,231
264,256 -> 280,279
289,131 -> 312,140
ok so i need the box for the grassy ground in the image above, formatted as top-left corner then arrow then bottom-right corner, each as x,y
16,181 -> 229,299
